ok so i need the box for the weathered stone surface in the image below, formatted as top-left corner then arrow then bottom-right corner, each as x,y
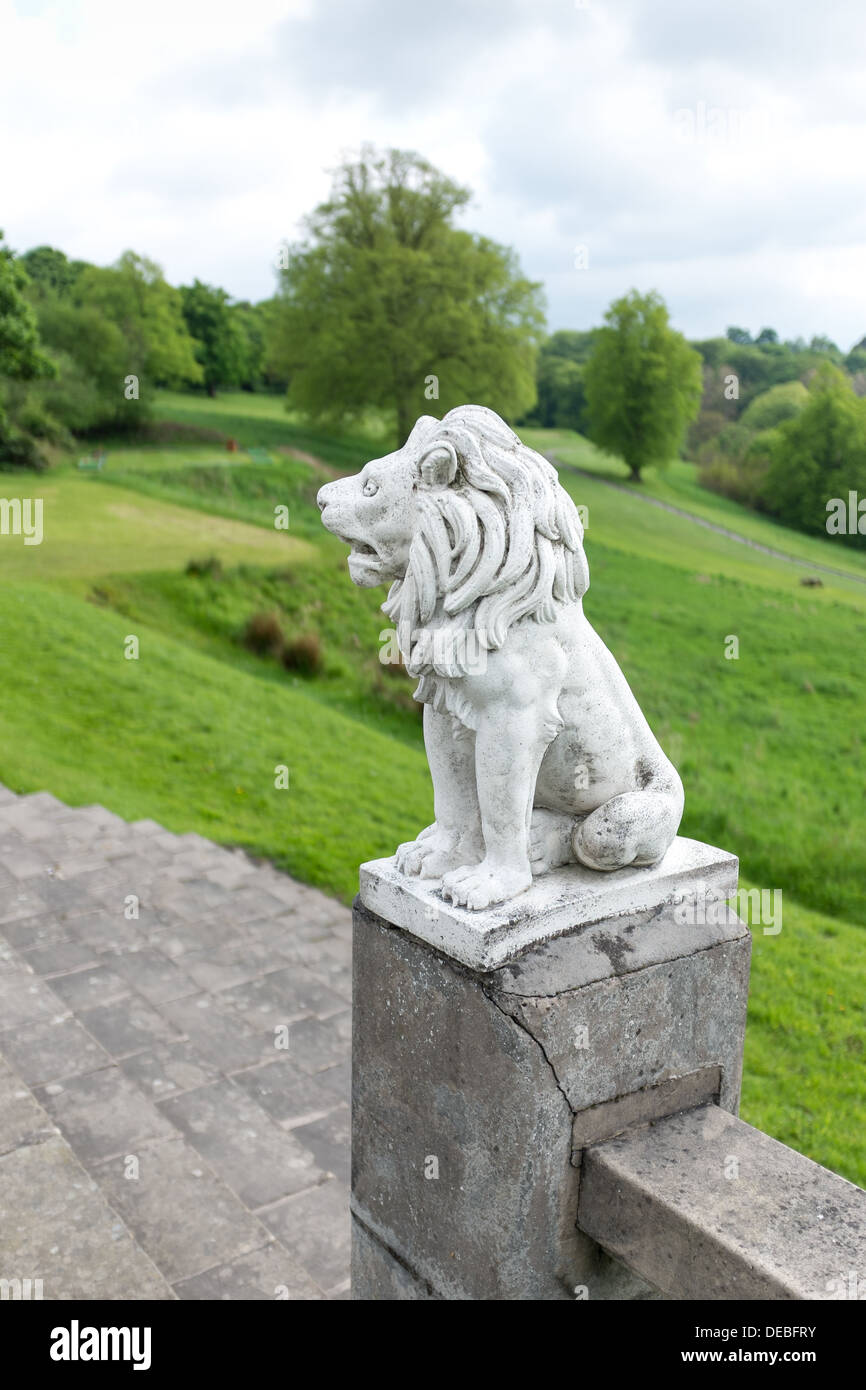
231,1058 -> 340,1128
0,1055 -> 58,1153
0,1015 -> 111,1087
47,962 -> 130,1010
579,1105 -> 866,1300
291,1106 -> 351,1185
160,993 -> 274,1071
261,1179 -> 350,1293
119,1042 -> 219,1100
352,863 -> 753,1302
0,783 -> 353,1298
351,1216 -> 435,1300
0,1136 -> 173,1300
495,936 -> 750,1114
0,965 -> 67,1033
158,1080 -> 325,1207
571,1066 -> 721,1150
351,902 -> 592,1300
360,837 -> 738,969
94,1136 -> 268,1283
173,1242 -> 324,1301
77,997 -> 182,1058
35,1066 -> 176,1163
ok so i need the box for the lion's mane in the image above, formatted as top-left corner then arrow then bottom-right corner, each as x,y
381,405 -> 589,708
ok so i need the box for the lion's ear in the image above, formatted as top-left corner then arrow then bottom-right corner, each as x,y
419,444 -> 458,490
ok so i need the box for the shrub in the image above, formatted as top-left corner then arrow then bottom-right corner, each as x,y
185,555 -> 223,579
281,632 -> 322,675
243,610 -> 285,658
0,424 -> 51,471
740,380 -> 808,431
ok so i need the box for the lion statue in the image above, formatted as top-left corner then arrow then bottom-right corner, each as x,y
317,404 -> 684,911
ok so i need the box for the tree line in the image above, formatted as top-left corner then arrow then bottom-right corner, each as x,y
1,145 -> 864,547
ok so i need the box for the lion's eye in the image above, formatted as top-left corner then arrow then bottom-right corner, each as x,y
362,478 -> 379,497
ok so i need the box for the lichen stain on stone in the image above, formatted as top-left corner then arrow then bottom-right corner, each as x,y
591,930 -> 635,975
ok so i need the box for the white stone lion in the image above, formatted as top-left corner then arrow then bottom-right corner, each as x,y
318,405 -> 684,910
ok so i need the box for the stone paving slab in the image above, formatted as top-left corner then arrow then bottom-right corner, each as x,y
0,785 -> 352,1300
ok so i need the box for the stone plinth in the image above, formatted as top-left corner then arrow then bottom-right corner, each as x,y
351,839 -> 751,1300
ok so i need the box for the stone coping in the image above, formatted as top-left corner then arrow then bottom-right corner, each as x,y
359,835 -> 740,970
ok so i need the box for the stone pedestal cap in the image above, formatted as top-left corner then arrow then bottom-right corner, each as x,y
359,836 -> 739,971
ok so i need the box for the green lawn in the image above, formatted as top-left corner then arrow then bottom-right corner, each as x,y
151,390 -> 387,471
0,580 -> 430,897
0,391 -> 863,1185
524,427 -> 866,588
0,470 -> 310,592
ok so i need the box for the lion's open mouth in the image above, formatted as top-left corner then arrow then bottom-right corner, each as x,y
338,535 -> 378,559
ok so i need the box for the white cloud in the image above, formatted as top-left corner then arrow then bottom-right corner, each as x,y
2,0 -> 866,345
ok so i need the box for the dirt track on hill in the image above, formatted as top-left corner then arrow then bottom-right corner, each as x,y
545,452 -> 866,589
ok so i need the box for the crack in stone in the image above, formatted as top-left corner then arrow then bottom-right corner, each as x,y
350,1207 -> 442,1300
483,984 -> 575,1116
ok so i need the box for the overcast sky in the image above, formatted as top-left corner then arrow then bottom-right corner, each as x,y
4,0 -> 866,346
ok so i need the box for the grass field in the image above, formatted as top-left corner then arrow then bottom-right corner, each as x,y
525,426 -> 866,586
0,390 -> 862,1184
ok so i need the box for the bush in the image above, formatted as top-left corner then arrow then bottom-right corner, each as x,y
185,555 -> 223,579
281,632 -> 322,675
0,423 -> 51,470
242,610 -> 285,657
759,366 -> 866,542
697,422 -> 768,506
740,380 -> 808,431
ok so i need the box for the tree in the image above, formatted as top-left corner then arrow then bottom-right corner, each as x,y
726,326 -> 753,345
232,300 -> 268,389
0,233 -> 56,466
534,355 -> 586,430
760,364 -> 866,542
740,380 -> 809,431
808,334 -> 841,360
0,235 -> 53,383
33,294 -> 148,433
20,245 -> 88,299
180,280 -> 249,396
74,252 -> 203,389
844,336 -> 866,377
540,329 -> 597,365
521,331 -> 596,431
270,146 -> 545,444
584,290 -> 703,480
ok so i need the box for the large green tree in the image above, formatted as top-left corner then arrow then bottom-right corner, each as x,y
75,252 -> 203,390
270,146 -> 544,444
33,294 -> 147,433
180,279 -> 249,396
20,245 -> 88,299
760,364 -> 866,543
0,233 -> 56,465
522,330 -> 596,431
0,235 -> 53,383
584,290 -> 702,479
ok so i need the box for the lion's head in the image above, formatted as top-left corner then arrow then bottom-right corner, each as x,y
317,404 -> 589,681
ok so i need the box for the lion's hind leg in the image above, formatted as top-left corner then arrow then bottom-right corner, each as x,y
529,808 -> 577,875
572,791 -> 681,872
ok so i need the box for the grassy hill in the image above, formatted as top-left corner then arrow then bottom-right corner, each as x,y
0,389 -> 862,1184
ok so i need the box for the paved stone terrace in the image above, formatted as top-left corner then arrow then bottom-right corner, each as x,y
0,787 -> 352,1300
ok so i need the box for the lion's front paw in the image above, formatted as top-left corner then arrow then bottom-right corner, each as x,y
441,859 -> 532,911
395,825 -> 481,879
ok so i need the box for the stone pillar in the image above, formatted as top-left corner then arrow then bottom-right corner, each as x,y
350,837 -> 750,1301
